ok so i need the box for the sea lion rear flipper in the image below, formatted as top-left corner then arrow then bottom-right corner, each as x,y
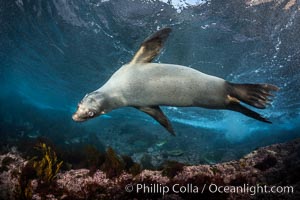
227,101 -> 272,123
227,82 -> 279,109
134,106 -> 175,135
130,28 -> 172,64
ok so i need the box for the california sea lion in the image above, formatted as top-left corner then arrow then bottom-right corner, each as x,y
72,28 -> 279,135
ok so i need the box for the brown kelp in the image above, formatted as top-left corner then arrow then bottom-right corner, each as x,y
19,142 -> 63,199
32,143 -> 63,183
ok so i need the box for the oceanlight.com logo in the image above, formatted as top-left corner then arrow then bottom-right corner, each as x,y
208,184 -> 294,196
124,183 -> 294,196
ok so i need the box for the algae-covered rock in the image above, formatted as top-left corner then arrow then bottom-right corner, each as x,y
1,139 -> 300,199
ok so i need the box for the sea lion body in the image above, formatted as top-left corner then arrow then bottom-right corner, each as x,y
99,63 -> 227,109
72,28 -> 279,135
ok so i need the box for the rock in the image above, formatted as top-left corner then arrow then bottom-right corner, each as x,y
1,139 -> 300,199
0,152 -> 25,200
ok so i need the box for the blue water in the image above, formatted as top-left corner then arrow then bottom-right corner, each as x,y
1,0 -> 300,165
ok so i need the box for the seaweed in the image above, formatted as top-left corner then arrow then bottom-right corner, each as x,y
101,147 -> 125,178
32,143 -> 63,183
122,155 -> 141,176
122,155 -> 135,170
19,162 -> 37,200
19,143 -> 63,199
53,144 -> 140,177
140,154 -> 155,170
161,160 -> 185,178
129,163 -> 142,176
83,145 -> 105,175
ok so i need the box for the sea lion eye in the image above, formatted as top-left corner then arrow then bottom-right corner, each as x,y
88,111 -> 95,117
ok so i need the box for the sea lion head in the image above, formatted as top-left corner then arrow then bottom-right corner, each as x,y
72,92 -> 107,122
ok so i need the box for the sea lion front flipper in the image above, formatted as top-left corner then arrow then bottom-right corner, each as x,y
130,28 -> 172,64
135,106 -> 175,135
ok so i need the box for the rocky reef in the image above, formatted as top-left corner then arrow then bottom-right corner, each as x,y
1,139 -> 299,200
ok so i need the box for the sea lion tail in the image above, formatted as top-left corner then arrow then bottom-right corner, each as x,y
226,82 -> 279,123
227,82 -> 279,109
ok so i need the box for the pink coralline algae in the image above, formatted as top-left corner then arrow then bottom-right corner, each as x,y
137,170 -> 170,184
1,139 -> 300,199
0,151 -> 26,200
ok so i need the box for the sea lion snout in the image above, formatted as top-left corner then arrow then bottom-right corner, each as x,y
72,101 -> 99,122
72,113 -> 86,122
72,105 -> 89,122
